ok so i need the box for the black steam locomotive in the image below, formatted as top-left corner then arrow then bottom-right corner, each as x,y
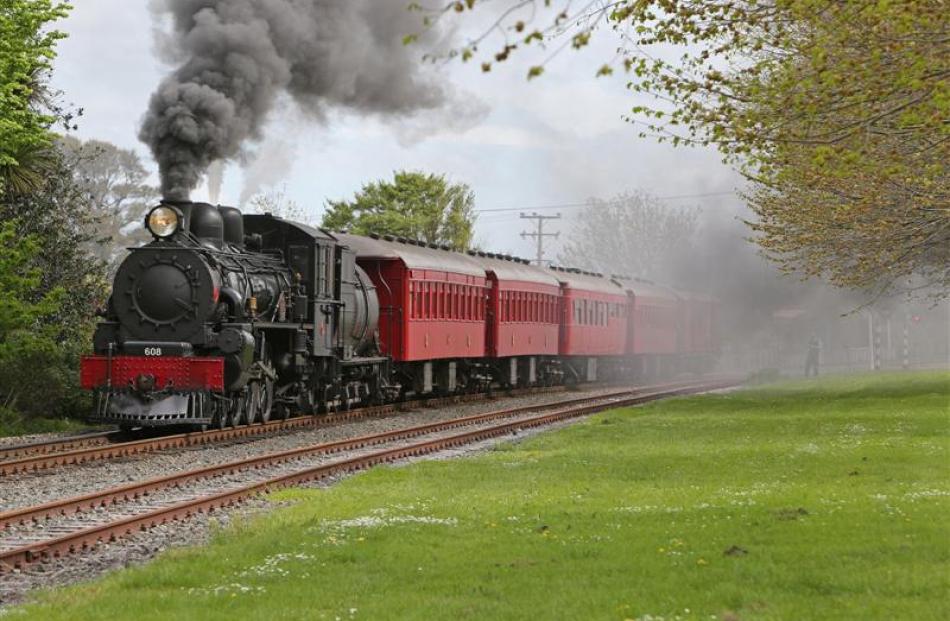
81,202 -> 392,429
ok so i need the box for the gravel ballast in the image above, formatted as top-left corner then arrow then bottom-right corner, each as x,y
0,387 -> 628,513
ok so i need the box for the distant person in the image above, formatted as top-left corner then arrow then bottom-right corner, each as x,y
805,334 -> 821,377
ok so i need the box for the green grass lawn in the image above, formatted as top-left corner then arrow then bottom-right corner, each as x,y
0,410 -> 89,438
17,371 -> 950,620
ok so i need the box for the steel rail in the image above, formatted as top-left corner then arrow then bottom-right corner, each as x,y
0,378 -> 737,570
0,431 -> 120,463
0,381 -> 704,528
0,385 -> 578,476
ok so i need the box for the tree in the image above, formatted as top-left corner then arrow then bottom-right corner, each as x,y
558,192 -> 697,282
322,171 -> 477,250
0,147 -> 108,420
246,185 -> 315,225
0,1 -> 72,195
59,137 -> 158,268
0,220 -> 67,415
0,1 -> 104,422
429,1 -> 949,297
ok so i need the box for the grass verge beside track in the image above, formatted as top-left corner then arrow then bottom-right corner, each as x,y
19,371 -> 950,620
0,412 -> 87,438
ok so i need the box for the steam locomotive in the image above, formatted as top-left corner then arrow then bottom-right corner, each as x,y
81,202 -> 718,429
81,202 -> 390,429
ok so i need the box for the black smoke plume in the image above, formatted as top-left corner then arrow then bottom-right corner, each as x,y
141,0 -> 452,200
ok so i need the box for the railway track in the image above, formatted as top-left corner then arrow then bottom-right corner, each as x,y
0,385 -> 581,476
0,378 -> 737,570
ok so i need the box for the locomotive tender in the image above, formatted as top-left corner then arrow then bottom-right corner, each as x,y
81,202 -> 718,429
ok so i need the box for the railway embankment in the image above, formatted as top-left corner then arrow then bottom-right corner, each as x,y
14,371 -> 950,620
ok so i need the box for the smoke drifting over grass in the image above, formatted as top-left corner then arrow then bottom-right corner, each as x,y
141,0 -> 466,200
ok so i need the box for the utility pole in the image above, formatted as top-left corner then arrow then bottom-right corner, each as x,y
520,212 -> 561,266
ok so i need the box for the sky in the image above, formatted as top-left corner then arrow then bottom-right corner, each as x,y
52,1 -> 743,259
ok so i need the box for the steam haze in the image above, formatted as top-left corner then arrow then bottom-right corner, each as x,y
141,0 -> 473,200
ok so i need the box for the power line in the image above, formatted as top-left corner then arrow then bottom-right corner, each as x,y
475,190 -> 738,213
520,212 -> 562,266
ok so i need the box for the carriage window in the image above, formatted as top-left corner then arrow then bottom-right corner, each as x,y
429,282 -> 435,319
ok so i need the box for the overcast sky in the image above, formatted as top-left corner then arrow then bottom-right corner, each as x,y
52,1 -> 743,259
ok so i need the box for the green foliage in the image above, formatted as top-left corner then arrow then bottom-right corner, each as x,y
0,220 -> 68,414
322,171 -> 477,250
0,146 -> 108,420
19,371 -> 950,619
436,1 -> 949,298
0,1 -> 98,424
0,0 -> 72,193
0,406 -> 89,437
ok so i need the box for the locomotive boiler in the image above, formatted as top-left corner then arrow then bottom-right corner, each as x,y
81,202 -> 390,429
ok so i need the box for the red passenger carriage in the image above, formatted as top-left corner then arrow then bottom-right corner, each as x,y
549,268 -> 628,381
618,278 -> 681,379
468,252 -> 562,386
335,234 -> 488,393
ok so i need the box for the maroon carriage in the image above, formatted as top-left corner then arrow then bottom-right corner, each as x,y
549,268 -> 628,381
335,234 -> 488,394
677,291 -> 720,372
468,252 -> 562,386
618,278 -> 682,379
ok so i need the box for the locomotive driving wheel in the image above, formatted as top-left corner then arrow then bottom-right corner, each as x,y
246,380 -> 274,424
244,384 -> 260,425
213,398 -> 228,430
228,388 -> 251,426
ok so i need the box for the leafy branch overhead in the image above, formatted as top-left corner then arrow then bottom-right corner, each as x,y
322,171 -> 477,251
0,2 -> 109,421
0,1 -> 73,194
422,1 -> 949,299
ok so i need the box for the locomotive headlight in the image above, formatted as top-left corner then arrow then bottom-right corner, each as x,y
146,206 -> 181,239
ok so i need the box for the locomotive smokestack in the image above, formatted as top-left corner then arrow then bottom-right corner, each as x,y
141,0 -> 458,200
